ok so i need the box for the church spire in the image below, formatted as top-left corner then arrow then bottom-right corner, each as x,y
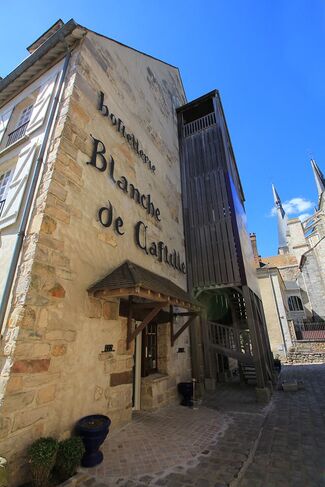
272,184 -> 288,252
310,159 -> 325,200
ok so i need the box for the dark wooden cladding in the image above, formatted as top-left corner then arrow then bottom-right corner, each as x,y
177,90 -> 245,291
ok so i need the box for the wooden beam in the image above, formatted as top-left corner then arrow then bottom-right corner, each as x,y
171,314 -> 198,346
209,342 -> 254,364
92,287 -> 199,312
169,305 -> 174,347
131,302 -> 162,310
173,312 -> 198,317
128,302 -> 168,346
126,296 -> 133,350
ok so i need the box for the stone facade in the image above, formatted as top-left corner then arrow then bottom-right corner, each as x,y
255,163 -> 325,359
300,238 -> 325,319
0,23 -> 197,485
286,341 -> 325,364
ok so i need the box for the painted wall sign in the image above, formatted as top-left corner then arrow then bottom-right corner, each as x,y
98,91 -> 156,174
97,200 -> 186,274
88,136 -> 161,222
86,134 -> 186,274
135,221 -> 186,273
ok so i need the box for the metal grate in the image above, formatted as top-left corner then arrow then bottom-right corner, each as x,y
6,122 -> 29,147
294,321 -> 325,341
183,112 -> 216,137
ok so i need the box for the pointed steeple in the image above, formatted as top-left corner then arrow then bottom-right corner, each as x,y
272,184 -> 288,252
310,159 -> 325,200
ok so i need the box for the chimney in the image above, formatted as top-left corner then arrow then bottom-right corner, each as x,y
250,233 -> 261,268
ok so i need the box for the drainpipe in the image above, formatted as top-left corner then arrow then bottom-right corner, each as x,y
0,50 -> 71,333
269,270 -> 288,355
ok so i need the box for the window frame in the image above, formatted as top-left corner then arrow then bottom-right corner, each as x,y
141,322 -> 158,377
15,104 -> 34,130
0,168 -> 12,202
288,295 -> 303,312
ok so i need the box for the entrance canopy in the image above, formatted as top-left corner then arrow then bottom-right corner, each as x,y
88,261 -> 201,347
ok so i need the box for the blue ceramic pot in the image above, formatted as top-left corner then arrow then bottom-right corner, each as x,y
76,415 -> 111,467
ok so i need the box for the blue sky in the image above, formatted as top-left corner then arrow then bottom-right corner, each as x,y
1,0 -> 324,256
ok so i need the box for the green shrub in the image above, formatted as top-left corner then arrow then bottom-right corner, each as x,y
55,437 -> 85,482
28,437 -> 58,487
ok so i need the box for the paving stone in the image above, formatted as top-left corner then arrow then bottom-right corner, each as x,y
74,365 -> 325,487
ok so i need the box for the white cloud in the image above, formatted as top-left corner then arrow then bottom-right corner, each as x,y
298,213 -> 311,222
282,197 -> 314,215
270,197 -> 314,218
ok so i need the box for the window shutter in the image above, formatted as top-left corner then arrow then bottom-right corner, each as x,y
26,74 -> 58,135
0,108 -> 13,144
0,142 -> 39,228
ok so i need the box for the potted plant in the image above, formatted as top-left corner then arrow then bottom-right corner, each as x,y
28,437 -> 58,487
75,415 -> 111,467
0,456 -> 8,487
54,437 -> 85,482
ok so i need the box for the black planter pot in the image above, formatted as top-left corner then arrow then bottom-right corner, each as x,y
274,358 -> 282,374
178,382 -> 193,407
75,414 -> 111,467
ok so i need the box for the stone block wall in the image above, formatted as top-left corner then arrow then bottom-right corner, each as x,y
286,341 -> 325,364
0,29 -> 195,486
300,242 -> 325,319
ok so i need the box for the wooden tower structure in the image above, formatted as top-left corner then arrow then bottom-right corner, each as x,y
177,90 -> 274,393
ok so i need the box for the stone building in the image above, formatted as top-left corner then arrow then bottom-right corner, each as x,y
0,19 -> 274,485
0,19 -> 203,484
253,160 -> 325,357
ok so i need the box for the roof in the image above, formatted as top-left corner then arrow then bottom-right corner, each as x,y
260,254 -> 298,268
0,19 -> 86,108
0,18 -> 186,110
88,261 -> 200,310
27,19 -> 65,54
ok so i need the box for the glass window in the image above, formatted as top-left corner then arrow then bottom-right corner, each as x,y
0,169 -> 12,202
16,104 -> 33,128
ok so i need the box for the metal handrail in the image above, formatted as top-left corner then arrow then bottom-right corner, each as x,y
6,122 -> 29,147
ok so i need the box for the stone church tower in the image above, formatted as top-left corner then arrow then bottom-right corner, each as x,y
254,160 -> 325,359
268,159 -> 325,304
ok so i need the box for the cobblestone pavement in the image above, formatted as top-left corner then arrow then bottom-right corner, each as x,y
71,364 -> 325,487
237,365 -> 325,487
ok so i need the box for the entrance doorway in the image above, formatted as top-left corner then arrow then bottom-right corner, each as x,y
141,322 -> 158,377
132,321 -> 159,410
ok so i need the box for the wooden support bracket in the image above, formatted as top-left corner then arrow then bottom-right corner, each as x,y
171,313 -> 198,347
127,302 -> 168,348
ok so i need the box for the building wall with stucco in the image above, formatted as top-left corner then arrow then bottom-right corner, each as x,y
257,267 -> 292,359
0,27 -> 196,485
